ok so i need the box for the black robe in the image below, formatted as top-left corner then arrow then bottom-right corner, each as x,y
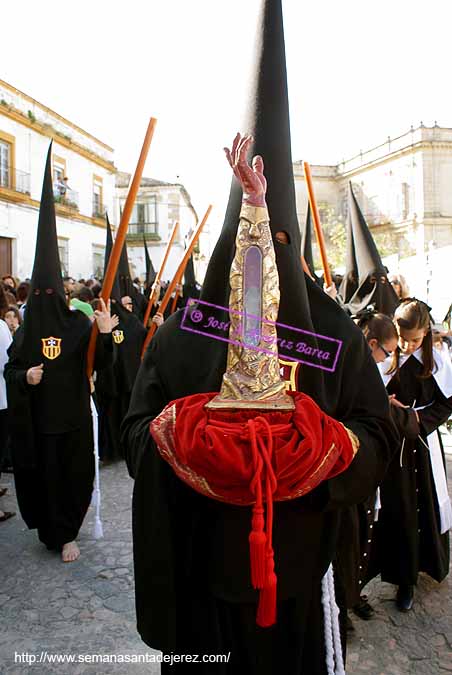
5,327 -> 112,548
121,279 -> 397,672
96,307 -> 146,461
372,354 -> 452,586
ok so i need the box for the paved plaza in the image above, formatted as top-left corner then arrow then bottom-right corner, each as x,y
1,437 -> 452,674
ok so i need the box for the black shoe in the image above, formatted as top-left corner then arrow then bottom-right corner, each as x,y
396,585 -> 414,612
353,598 -> 375,620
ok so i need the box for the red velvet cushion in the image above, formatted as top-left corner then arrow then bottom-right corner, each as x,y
150,391 -> 356,505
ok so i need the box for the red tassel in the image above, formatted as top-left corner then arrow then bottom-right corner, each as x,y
256,553 -> 277,628
249,506 -> 267,588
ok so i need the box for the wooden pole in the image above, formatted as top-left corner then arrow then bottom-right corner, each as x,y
303,161 -> 332,287
142,221 -> 179,327
141,204 -> 212,357
169,256 -> 190,315
169,284 -> 181,315
87,117 -> 157,376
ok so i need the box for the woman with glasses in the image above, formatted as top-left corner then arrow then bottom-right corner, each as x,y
354,310 -> 399,363
372,299 -> 452,612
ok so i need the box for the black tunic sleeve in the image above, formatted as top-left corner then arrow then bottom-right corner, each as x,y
4,338 -> 36,469
93,332 -> 113,372
325,350 -> 399,509
120,340 -> 168,479
417,379 -> 452,436
389,405 -> 420,440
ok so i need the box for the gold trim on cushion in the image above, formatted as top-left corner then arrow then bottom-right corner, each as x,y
339,422 -> 360,456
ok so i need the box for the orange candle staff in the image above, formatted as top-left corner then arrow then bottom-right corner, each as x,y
141,205 -> 212,358
87,117 -> 157,377
169,279 -> 182,315
142,221 -> 179,327
303,161 -> 332,288
169,259 -> 189,315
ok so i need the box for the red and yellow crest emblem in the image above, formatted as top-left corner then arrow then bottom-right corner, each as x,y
112,329 -> 124,345
279,358 -> 300,392
41,336 -> 62,360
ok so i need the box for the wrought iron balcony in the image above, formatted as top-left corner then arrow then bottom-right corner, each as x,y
54,188 -> 79,211
127,222 -> 160,240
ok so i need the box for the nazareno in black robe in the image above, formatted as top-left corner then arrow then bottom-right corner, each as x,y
4,143 -> 113,549
96,302 -> 146,461
121,0 -> 398,671
371,347 -> 452,586
121,280 -> 397,673
5,318 -> 113,549
95,220 -> 147,461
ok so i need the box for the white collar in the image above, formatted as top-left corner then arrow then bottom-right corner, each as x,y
378,345 -> 452,399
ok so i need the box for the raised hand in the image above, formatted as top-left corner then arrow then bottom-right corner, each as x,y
224,133 -> 267,207
94,298 -> 112,334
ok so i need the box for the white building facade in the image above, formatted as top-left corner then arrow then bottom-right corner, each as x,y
115,172 -> 205,284
294,124 -> 452,258
0,79 -> 116,281
293,124 -> 452,321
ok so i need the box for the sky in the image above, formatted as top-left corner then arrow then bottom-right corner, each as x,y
3,0 -> 452,232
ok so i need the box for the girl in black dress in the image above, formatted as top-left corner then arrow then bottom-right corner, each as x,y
376,299 -> 452,611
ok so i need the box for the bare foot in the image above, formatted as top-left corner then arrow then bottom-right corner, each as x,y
62,541 -> 80,563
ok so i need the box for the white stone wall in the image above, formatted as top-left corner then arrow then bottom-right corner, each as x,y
116,182 -> 200,282
387,245 -> 452,323
293,163 -> 340,227
0,201 -> 107,280
0,80 -> 113,162
292,126 -> 452,255
0,85 -> 116,279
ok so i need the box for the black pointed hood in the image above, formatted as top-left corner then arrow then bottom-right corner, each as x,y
197,0 -> 333,397
130,0 -> 389,431
30,143 -> 66,302
340,182 -> 399,316
105,218 -> 147,319
201,0 -> 311,327
143,236 -> 156,287
117,230 -> 134,299
102,216 -> 147,389
104,214 -> 121,301
183,254 -> 200,301
301,204 -> 320,284
14,143 -> 92,434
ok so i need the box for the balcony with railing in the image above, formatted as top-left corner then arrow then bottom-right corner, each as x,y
127,221 -> 161,240
54,187 -> 79,212
0,167 -> 31,201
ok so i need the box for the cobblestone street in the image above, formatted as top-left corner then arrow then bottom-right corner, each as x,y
1,440 -> 452,674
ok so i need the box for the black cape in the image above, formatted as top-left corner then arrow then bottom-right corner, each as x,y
122,286 -> 397,660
